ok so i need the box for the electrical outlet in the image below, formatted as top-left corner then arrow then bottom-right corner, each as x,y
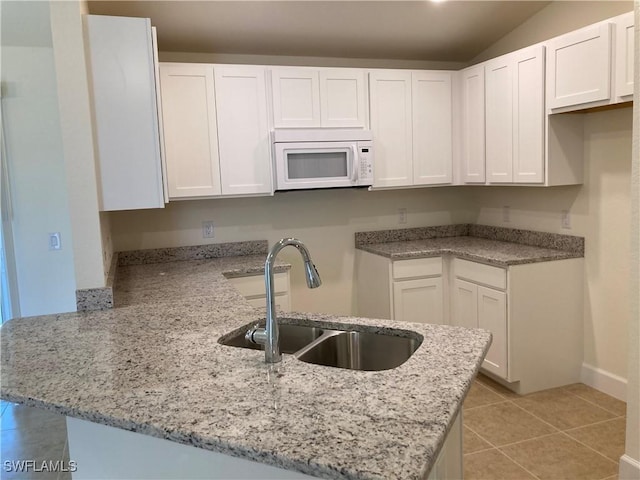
398,208 -> 407,225
202,221 -> 215,239
502,206 -> 511,223
48,232 -> 61,250
561,210 -> 571,229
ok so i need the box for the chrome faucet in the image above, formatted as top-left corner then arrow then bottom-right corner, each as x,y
245,238 -> 321,363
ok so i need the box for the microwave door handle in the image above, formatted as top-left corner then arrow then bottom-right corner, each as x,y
351,146 -> 358,183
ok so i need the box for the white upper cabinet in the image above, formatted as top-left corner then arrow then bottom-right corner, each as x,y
159,64 -> 272,199
615,12 -> 634,100
319,69 -> 367,127
159,64 -> 221,198
369,70 -> 413,187
485,57 -> 513,183
271,68 -> 320,127
271,67 -> 367,128
485,45 -> 544,184
546,23 -> 612,110
412,72 -> 453,185
214,66 -> 272,195
460,65 -> 486,184
369,70 -> 454,188
84,15 -> 165,211
513,46 -> 545,183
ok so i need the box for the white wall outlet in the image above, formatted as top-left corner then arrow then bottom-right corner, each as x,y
502,206 -> 511,223
48,232 -> 61,250
561,210 -> 571,229
202,221 -> 215,239
398,208 -> 407,225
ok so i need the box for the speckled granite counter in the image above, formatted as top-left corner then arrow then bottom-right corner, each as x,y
1,247 -> 491,479
356,225 -> 584,266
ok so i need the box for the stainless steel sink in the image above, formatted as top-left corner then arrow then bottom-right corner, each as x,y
296,330 -> 421,371
219,320 -> 422,371
219,323 -> 325,354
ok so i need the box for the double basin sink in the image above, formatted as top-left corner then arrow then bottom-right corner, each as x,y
219,320 -> 422,371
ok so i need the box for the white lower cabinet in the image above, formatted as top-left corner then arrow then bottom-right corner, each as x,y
356,252 -> 444,325
449,257 -> 583,394
227,272 -> 291,312
427,411 -> 462,480
357,250 -> 583,394
452,278 -> 507,378
393,277 -> 443,325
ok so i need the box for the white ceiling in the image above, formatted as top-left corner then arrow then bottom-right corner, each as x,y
87,1 -> 552,62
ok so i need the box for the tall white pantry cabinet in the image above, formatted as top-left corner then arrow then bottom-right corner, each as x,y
84,15 -> 166,211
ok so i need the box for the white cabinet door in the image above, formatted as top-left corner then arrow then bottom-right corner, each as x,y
159,63 -> 221,198
214,66 -> 272,195
452,279 -> 508,379
451,279 -> 478,330
369,70 -> 413,187
85,15 -> 165,211
513,45 -> 545,184
460,65 -> 486,183
485,46 -> 544,185
485,57 -> 513,184
615,12 -> 634,99
271,69 -> 320,128
319,69 -> 367,128
393,278 -> 443,324
547,23 -> 612,110
478,286 -> 507,379
412,72 -> 453,185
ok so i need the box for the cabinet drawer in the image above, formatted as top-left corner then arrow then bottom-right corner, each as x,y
228,272 -> 289,297
453,258 -> 506,290
392,257 -> 442,280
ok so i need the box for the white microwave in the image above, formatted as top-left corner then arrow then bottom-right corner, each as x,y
272,129 -> 374,191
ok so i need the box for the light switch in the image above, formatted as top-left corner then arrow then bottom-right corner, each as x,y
49,232 -> 61,250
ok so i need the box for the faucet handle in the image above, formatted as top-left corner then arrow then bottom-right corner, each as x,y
245,324 -> 267,346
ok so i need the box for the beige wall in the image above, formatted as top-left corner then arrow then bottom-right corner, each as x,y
621,2 -> 639,475
470,108 -> 633,380
110,187 -> 473,315
1,39 -> 77,315
471,1 -> 633,64
50,0 -> 109,290
159,51 -> 465,70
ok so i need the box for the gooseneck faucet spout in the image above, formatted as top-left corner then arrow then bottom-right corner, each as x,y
248,238 -> 321,363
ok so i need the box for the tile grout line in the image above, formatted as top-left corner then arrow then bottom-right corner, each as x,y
463,426 -> 544,480
564,415 -> 627,433
508,399 -> 567,432
563,390 -> 627,418
463,399 -> 509,411
558,430 -> 621,466
465,381 -> 622,479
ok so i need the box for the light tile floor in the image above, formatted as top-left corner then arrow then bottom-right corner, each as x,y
463,374 -> 627,480
0,375 -> 628,480
0,401 -> 70,480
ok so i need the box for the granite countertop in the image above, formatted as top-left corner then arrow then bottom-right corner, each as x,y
355,225 -> 584,267
1,252 -> 491,480
357,236 -> 582,266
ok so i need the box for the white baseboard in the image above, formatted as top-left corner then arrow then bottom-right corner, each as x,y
580,363 -> 627,401
619,454 -> 640,480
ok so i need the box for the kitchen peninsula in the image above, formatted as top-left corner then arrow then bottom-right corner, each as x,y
1,240 -> 491,480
